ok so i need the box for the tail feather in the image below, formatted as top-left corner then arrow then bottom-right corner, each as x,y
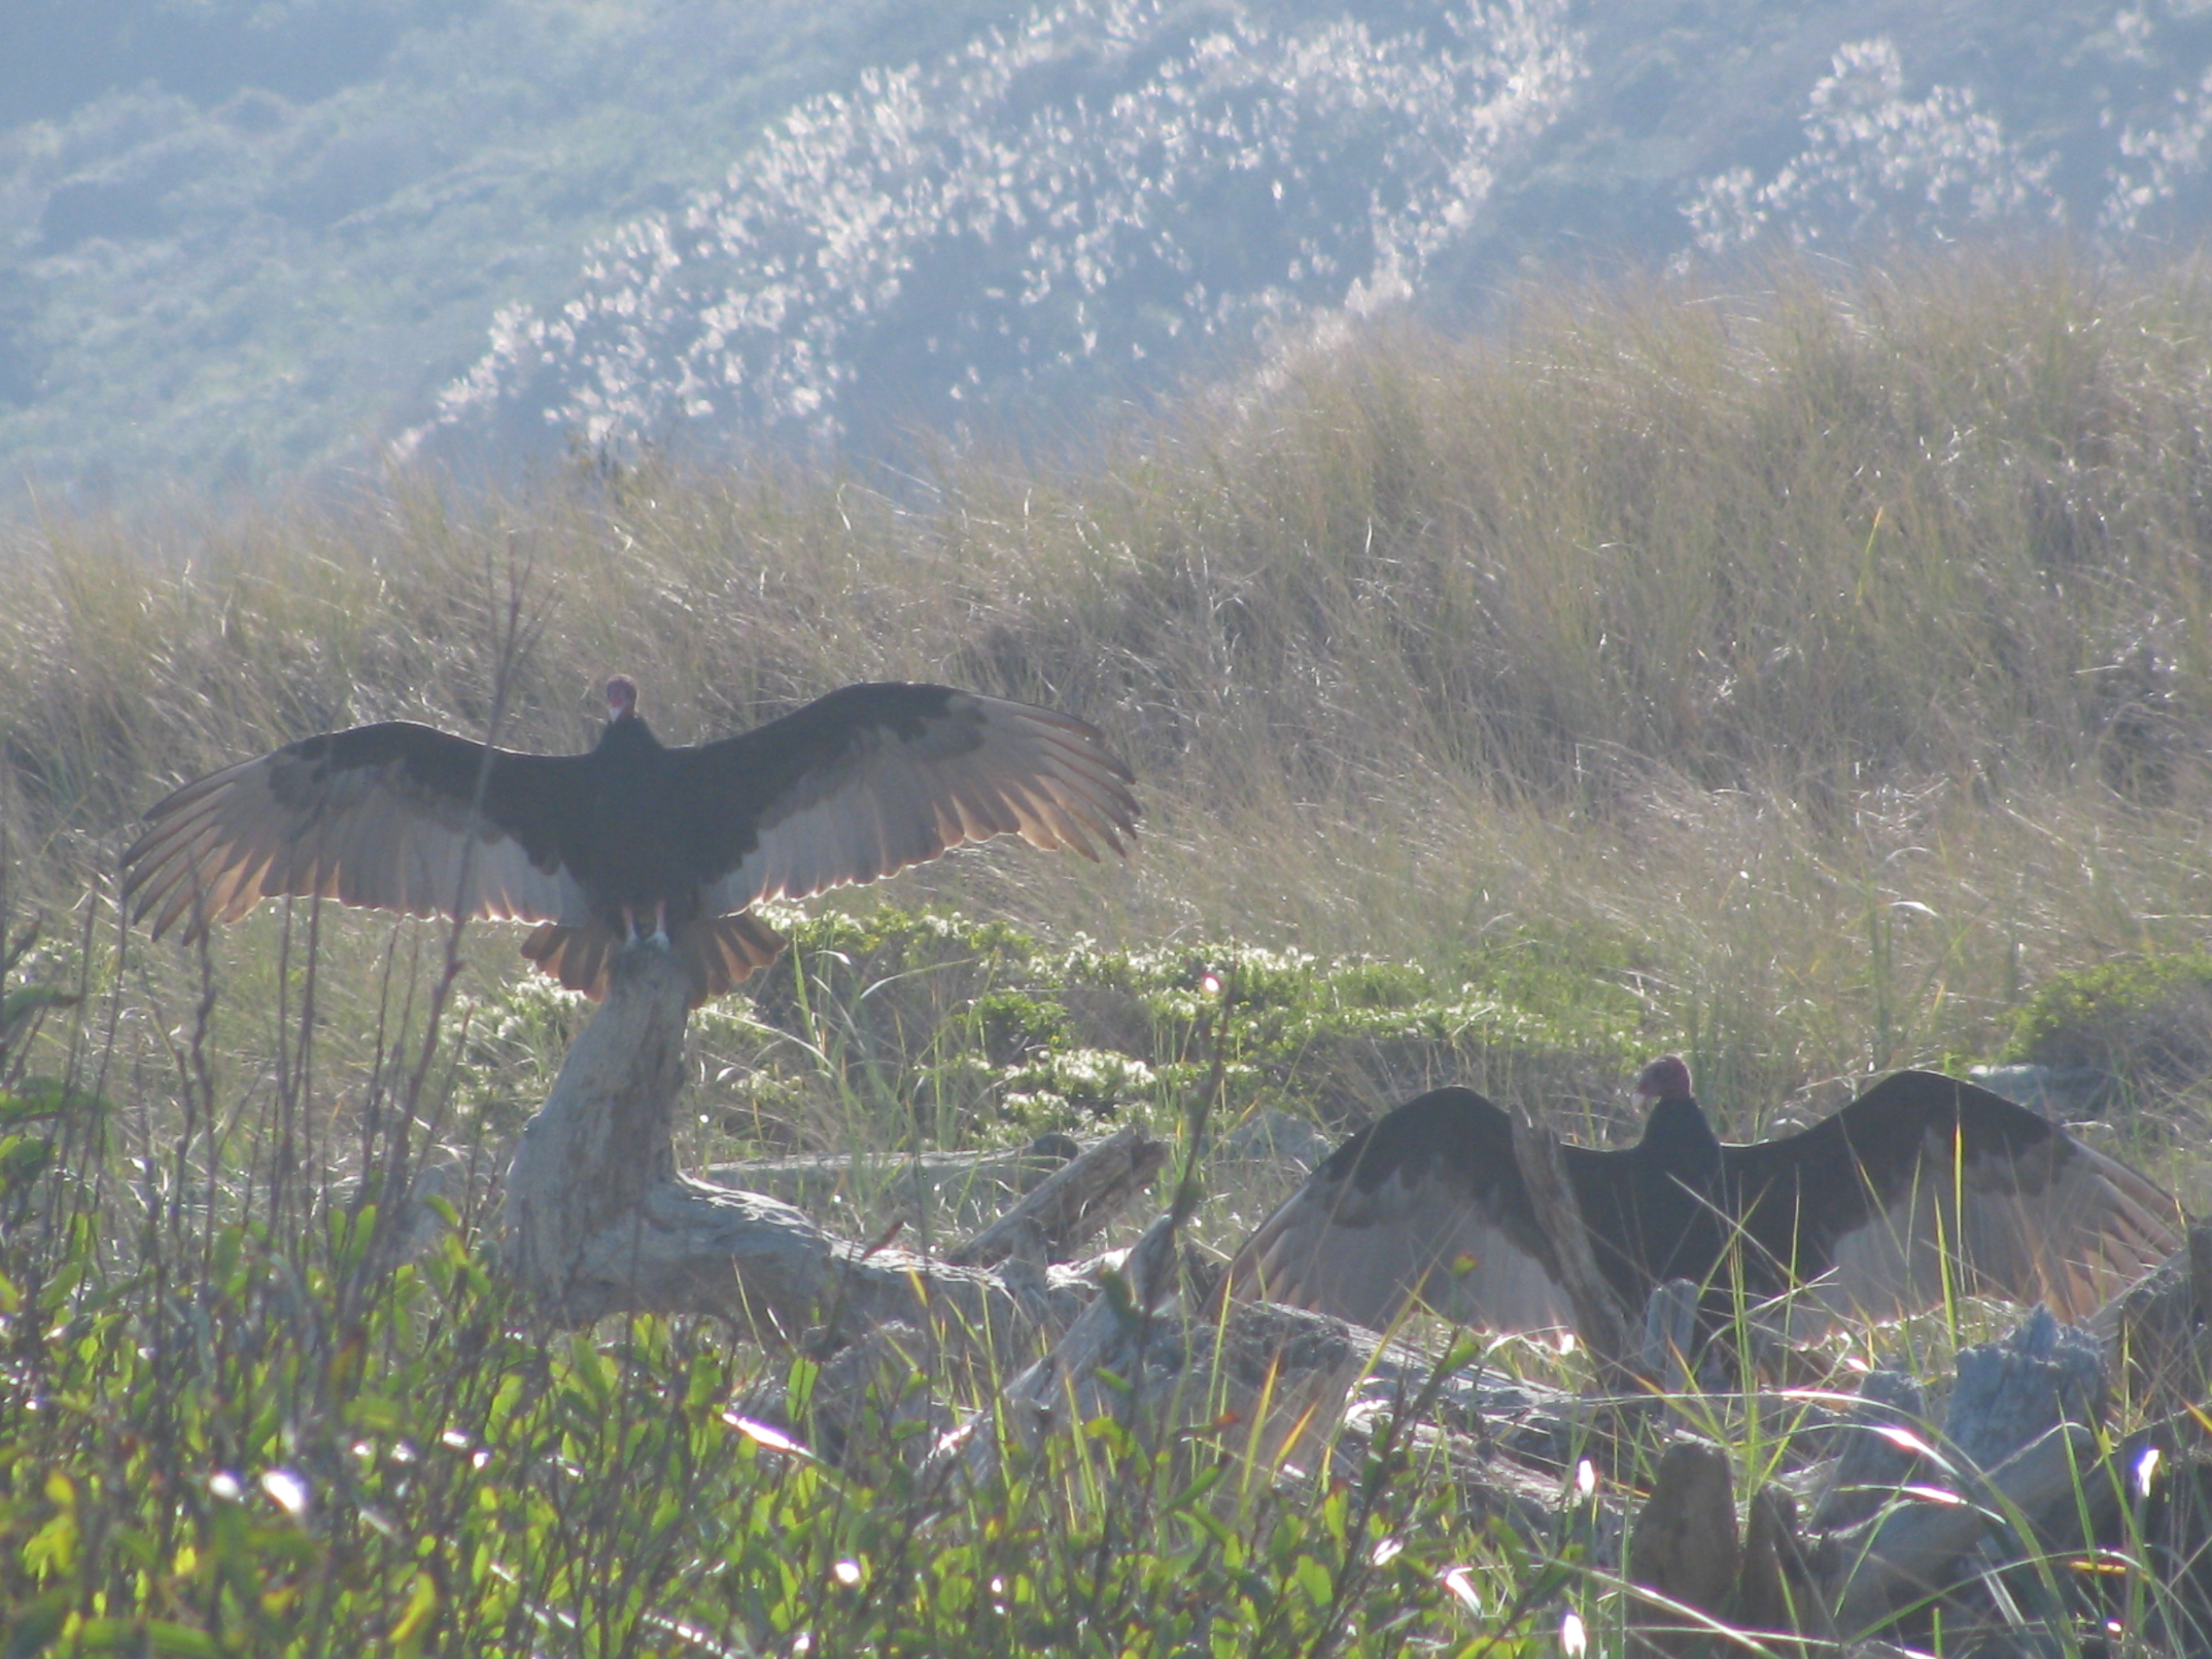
518,922 -> 618,998
678,913 -> 789,1005
518,913 -> 788,1006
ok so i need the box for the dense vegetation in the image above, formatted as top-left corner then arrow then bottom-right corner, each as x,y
5,250 -> 2212,1649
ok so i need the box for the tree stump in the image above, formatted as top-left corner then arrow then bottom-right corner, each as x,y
502,947 -> 1023,1342
1623,1441 -> 1831,1657
1627,1442 -> 1742,1658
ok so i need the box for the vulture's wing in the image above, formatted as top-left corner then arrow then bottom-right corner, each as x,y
682,684 -> 1138,912
1222,1088 -> 1578,1334
122,723 -> 591,940
1725,1070 -> 2182,1330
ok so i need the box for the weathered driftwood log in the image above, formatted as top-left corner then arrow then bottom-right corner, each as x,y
956,1208 -> 1363,1486
2119,1219 -> 2212,1414
1811,1366 -> 1929,1530
1635,1279 -> 1699,1422
1816,1312 -> 2113,1637
956,1206 -> 1179,1479
701,1139 -> 1082,1227
1825,1421 -> 2103,1635
1947,1308 -> 2106,1470
502,947 -> 1155,1344
945,1125 -> 1170,1269
805,1320 -> 970,1470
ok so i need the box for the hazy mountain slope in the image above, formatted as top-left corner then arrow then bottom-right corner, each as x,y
0,0 -> 1026,501
1382,0 -> 2212,334
405,0 -> 2212,465
409,0 -> 1585,461
8,0 -> 2212,504
4,0 -> 440,125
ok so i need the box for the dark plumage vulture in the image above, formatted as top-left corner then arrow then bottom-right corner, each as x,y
122,678 -> 1139,1004
1224,1057 -> 2183,1338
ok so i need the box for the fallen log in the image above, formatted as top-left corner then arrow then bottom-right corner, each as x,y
700,1139 -> 1084,1228
1824,1420 -> 2103,1635
945,1125 -> 1170,1269
953,1207 -> 1363,1488
1810,1366 -> 1928,1530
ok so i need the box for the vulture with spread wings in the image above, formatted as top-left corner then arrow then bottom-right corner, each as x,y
1224,1057 -> 2183,1338
122,678 -> 1139,1005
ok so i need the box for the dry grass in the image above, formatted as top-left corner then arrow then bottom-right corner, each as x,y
8,246 -> 2212,1128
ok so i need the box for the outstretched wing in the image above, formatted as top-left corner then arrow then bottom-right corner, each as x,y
681,684 -> 1139,913
1725,1070 -> 2183,1329
1222,1087 -> 1578,1334
122,723 -> 592,940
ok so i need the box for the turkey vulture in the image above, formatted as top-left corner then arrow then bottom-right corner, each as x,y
122,678 -> 1139,1004
1224,1057 -> 2183,1338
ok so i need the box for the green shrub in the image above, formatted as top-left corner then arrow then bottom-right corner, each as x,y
2003,951 -> 2212,1091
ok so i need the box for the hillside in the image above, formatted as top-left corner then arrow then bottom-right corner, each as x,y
7,0 -> 2212,502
